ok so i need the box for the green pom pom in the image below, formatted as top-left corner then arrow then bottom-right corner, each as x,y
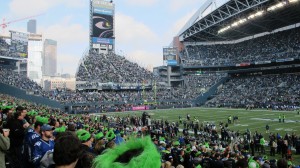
92,136 -> 161,168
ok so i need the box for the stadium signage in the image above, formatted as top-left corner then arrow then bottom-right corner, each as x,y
254,61 -> 271,65
235,63 -> 250,67
132,106 -> 150,111
276,58 -> 294,62
167,60 -> 178,66
92,37 -> 114,44
11,31 -> 29,42
10,31 -> 29,58
92,0 -> 113,9
94,7 -> 113,15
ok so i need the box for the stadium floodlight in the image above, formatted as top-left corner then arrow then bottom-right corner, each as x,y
232,22 -> 239,27
267,2 -> 287,11
238,19 -> 247,24
248,14 -> 255,19
218,25 -> 231,34
254,11 -> 264,16
231,18 -> 247,27
248,11 -> 264,19
276,2 -> 285,7
267,6 -> 276,11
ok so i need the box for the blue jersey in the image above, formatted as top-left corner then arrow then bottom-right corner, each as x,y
24,129 -> 41,162
32,139 -> 55,168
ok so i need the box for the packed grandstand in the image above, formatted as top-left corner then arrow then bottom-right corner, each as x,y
1,0 -> 300,167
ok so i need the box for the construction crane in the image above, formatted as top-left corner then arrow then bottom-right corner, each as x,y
0,13 -> 44,34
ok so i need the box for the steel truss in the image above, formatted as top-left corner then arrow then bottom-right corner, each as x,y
181,0 -> 269,40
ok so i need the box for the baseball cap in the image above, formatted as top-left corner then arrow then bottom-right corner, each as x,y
41,124 -> 54,131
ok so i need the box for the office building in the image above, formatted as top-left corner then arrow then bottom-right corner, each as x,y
43,39 -> 57,76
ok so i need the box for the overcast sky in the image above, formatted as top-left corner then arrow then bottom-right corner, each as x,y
0,0 -> 208,75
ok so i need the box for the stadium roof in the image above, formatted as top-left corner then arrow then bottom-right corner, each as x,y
179,0 -> 300,42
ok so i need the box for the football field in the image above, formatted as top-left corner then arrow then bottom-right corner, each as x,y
98,107 -> 300,165
103,107 -> 300,136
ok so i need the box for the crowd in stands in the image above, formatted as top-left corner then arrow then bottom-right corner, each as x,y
0,38 -> 22,58
76,52 -> 153,84
206,73 -> 300,110
183,73 -> 224,94
72,73 -> 223,108
1,93 -> 300,168
183,27 -> 300,66
0,48 -> 225,107
0,67 -> 44,95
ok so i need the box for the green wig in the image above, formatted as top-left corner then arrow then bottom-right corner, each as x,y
92,136 -> 161,168
36,116 -> 49,124
95,132 -> 104,140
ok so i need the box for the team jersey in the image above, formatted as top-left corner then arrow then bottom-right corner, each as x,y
32,139 -> 55,168
24,129 -> 41,162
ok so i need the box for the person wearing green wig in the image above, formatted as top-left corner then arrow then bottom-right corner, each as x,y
94,132 -> 106,155
105,130 -> 116,149
76,130 -> 96,168
92,136 -> 161,168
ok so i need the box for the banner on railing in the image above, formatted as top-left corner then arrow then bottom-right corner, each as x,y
132,106 -> 150,111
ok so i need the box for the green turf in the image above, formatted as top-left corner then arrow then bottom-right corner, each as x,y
96,107 -> 300,165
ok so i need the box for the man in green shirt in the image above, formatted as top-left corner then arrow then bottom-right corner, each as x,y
278,114 -> 281,123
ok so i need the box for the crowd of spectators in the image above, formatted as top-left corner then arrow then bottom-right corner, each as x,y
76,52 -> 153,84
0,67 -> 44,95
0,38 -> 22,58
206,73 -> 300,110
183,27 -> 300,66
183,73 -> 224,94
0,64 -> 225,110
73,73 -> 223,104
1,93 -> 300,168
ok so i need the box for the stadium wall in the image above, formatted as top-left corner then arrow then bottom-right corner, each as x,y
0,83 -> 63,109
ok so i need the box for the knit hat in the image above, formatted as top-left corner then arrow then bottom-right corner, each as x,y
92,136 -> 161,168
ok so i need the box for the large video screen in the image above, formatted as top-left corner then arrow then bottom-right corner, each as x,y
10,31 -> 28,58
163,47 -> 177,60
92,13 -> 114,39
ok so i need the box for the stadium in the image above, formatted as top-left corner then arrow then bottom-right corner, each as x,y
1,0 -> 300,167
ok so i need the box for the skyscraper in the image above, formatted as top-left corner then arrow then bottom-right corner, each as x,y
28,34 -> 43,84
43,39 -> 57,76
27,19 -> 37,34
